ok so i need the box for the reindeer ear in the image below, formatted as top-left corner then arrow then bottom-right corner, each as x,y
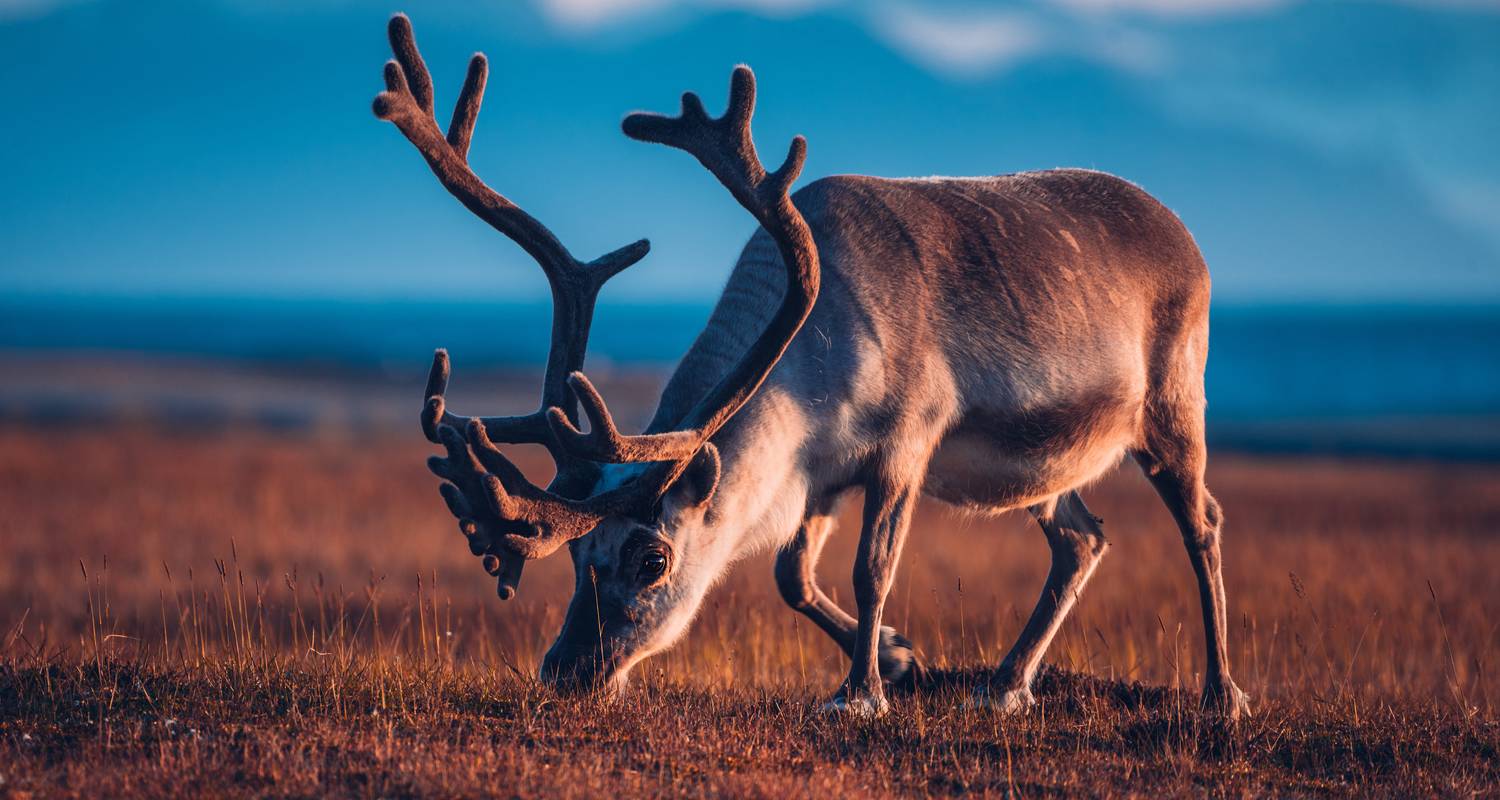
667,444 -> 721,510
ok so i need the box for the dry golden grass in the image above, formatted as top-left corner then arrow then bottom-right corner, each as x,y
2,423 -> 1497,797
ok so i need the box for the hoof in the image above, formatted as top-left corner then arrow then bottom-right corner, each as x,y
1202,680 -> 1252,722
878,627 -> 920,686
821,691 -> 891,718
963,684 -> 1036,715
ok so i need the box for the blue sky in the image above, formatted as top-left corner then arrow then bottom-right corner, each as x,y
2,0 -> 1498,303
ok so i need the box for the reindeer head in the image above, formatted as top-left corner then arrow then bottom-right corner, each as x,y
374,15 -> 819,690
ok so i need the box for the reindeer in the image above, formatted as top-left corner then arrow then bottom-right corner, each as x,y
374,14 -> 1250,719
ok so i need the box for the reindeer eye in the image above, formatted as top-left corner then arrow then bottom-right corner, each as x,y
639,548 -> 670,582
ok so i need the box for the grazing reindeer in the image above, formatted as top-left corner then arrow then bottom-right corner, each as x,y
375,14 -> 1249,719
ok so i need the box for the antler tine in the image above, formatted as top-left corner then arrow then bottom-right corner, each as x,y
466,420 -> 642,559
423,422 -> 526,598
421,356 -> 651,579
545,372 -> 703,463
446,52 -> 486,160
548,66 -> 820,485
387,14 -> 434,115
621,66 -> 807,221
421,350 -> 552,447
417,349 -> 601,595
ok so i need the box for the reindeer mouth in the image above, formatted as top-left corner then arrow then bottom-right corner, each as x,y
539,592 -> 636,693
540,642 -> 629,693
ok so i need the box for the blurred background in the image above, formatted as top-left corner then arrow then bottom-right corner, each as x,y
2,0 -> 1498,453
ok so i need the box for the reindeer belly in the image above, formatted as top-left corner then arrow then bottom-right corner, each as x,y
923,389 -> 1140,513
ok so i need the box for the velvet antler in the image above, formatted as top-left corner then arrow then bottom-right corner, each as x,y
377,15 -> 649,595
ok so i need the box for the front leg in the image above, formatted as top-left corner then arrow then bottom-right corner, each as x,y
775,508 -> 920,687
825,476 -> 920,717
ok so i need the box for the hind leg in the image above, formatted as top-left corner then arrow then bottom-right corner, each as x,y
1134,433 -> 1250,720
775,504 -> 919,687
972,490 -> 1109,712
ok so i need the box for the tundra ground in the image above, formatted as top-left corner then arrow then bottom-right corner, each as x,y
1,425 -> 1496,797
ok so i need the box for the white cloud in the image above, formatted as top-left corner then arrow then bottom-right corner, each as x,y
531,0 -> 1498,37
1432,179 -> 1500,251
871,5 -> 1048,78
1049,0 -> 1293,17
868,3 -> 1168,78
536,0 -> 836,32
0,0 -> 89,20
533,0 -> 1170,78
1051,0 -> 1500,18
538,0 -> 670,29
